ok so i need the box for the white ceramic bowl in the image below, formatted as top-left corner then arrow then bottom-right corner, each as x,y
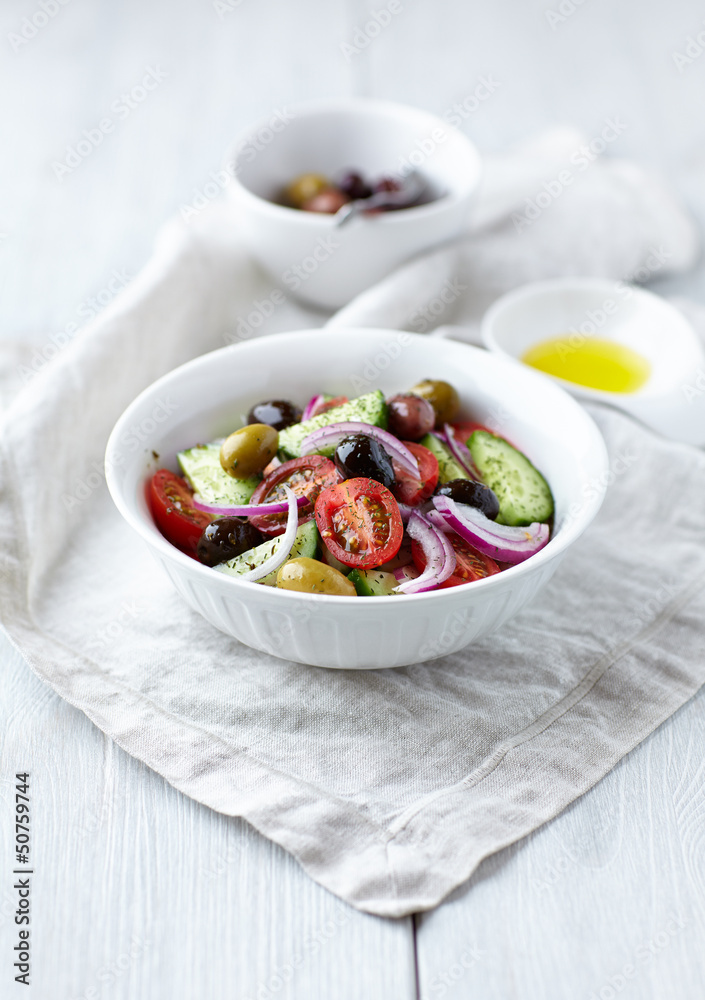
482,277 -> 705,447
225,99 -> 482,309
105,329 -> 608,670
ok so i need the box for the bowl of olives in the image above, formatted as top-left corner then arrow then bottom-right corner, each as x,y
225,98 -> 482,309
106,328 -> 608,669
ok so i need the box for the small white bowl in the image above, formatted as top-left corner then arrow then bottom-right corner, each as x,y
105,329 -> 608,670
225,99 -> 482,309
482,278 -> 705,447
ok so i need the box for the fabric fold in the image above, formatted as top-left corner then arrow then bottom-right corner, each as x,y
1,131 -> 703,915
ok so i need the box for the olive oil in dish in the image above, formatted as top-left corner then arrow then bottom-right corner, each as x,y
522,336 -> 651,394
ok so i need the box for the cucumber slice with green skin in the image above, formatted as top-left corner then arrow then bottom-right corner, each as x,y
418,433 -> 469,484
347,568 -> 398,597
468,431 -> 554,527
320,546 -> 351,574
178,443 -> 259,506
215,521 -> 319,585
278,391 -> 388,459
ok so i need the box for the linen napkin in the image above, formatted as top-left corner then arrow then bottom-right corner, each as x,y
1,130 -> 704,917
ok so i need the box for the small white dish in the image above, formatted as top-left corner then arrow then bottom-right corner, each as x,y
482,277 -> 705,447
105,328 -> 608,670
225,99 -> 482,309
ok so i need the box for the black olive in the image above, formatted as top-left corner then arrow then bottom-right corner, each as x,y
247,399 -> 301,431
338,170 -> 373,200
436,479 -> 500,520
197,517 -> 263,567
334,434 -> 395,489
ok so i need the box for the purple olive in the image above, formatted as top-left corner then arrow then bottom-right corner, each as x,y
387,394 -> 436,440
374,176 -> 402,194
302,188 -> 350,214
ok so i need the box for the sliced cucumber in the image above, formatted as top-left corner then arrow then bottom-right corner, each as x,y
418,433 -> 468,484
215,521 -> 319,586
347,568 -> 398,597
278,390 -> 388,459
178,443 -> 259,506
320,545 -> 351,574
468,431 -> 554,526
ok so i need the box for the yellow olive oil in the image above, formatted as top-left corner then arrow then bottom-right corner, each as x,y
522,336 -> 651,394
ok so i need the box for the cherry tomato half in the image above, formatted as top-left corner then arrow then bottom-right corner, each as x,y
452,422 -> 517,450
310,395 -> 348,418
248,455 -> 340,537
412,531 -> 500,588
392,441 -> 439,506
149,469 -> 211,556
315,477 -> 404,568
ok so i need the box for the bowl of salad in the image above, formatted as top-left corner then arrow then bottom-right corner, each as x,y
225,99 -> 481,309
105,328 -> 608,669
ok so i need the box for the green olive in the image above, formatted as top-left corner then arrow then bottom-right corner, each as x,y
410,379 -> 460,427
220,423 -> 278,479
276,557 -> 357,596
285,173 -> 330,209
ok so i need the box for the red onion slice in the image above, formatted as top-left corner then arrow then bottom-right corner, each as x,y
300,421 -> 419,477
301,394 -> 325,422
397,502 -> 414,523
443,424 -> 480,479
433,495 -> 549,564
394,511 -> 456,594
393,565 -> 419,584
238,486 -> 299,582
193,494 -> 309,517
425,508 -> 453,532
398,500 -> 439,524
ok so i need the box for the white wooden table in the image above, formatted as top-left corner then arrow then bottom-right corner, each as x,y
1,1 -> 704,996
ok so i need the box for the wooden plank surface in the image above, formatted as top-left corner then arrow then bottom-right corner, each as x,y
362,0 -> 705,992
0,636 -> 416,1000
1,0 -> 705,996
414,687 -> 705,1000
1,3 -> 417,998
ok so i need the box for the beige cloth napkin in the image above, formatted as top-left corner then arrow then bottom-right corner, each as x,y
1,131 -> 704,916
